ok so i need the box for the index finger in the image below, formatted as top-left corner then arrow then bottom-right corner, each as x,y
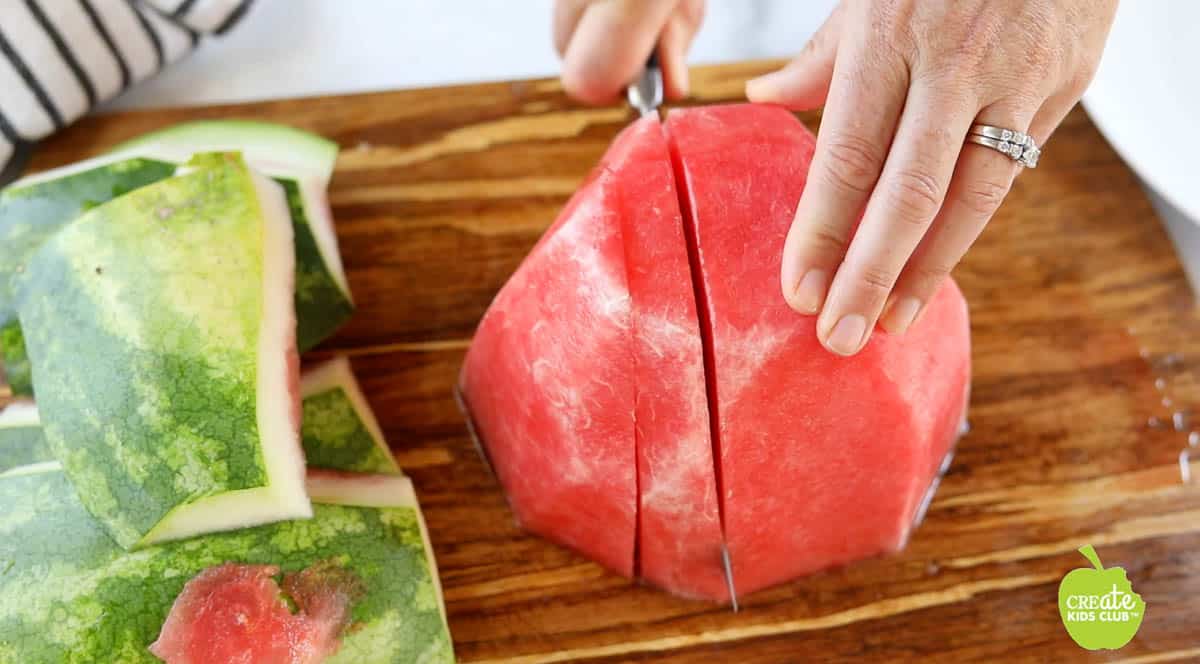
560,0 -> 679,104
779,46 -> 909,314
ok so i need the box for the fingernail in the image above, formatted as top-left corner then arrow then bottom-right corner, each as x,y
791,269 -> 829,314
825,314 -> 867,356
880,296 -> 922,334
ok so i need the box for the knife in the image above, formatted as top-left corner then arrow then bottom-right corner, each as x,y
722,542 -> 740,612
626,49 -> 663,118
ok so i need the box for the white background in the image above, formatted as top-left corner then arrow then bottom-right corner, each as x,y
113,0 -> 837,109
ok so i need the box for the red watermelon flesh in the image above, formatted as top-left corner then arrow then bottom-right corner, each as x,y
462,102 -> 970,601
610,118 -> 726,600
665,104 -> 970,595
149,562 -> 360,664
459,132 -> 638,576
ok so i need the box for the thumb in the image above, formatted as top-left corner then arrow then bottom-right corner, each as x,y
562,0 -> 679,104
746,4 -> 843,109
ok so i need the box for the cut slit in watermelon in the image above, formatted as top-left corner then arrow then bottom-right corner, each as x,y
461,103 -> 973,602
609,118 -> 726,600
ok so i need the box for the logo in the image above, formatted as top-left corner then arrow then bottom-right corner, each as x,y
1058,545 -> 1146,650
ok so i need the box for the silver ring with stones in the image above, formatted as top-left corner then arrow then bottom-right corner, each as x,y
967,123 -> 1041,169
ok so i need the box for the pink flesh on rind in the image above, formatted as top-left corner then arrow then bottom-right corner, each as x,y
665,104 -> 971,596
149,562 -> 356,664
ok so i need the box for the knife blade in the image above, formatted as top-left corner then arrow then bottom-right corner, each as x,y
721,542 -> 740,612
626,49 -> 663,118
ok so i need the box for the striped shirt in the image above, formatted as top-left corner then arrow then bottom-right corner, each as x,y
0,0 -> 252,183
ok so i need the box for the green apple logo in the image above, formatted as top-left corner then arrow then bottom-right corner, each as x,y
1058,545 -> 1146,650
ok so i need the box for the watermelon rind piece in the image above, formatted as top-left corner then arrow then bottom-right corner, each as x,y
109,119 -> 339,182
0,466 -> 455,664
0,365 -> 406,475
306,470 -> 451,639
14,154 -> 311,549
112,121 -> 351,344
0,152 -> 178,324
1,120 -> 350,373
300,356 -> 401,475
0,402 -> 48,472
276,173 -> 354,351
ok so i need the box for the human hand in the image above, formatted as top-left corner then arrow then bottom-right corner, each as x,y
554,0 -> 705,104
748,0 -> 1117,355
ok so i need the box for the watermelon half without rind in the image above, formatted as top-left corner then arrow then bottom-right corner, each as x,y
0,401 -> 48,472
301,356 -> 402,474
14,153 -> 311,549
0,465 -> 454,664
463,103 -> 971,601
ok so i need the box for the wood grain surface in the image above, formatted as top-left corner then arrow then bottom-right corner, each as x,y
4,60 -> 1199,663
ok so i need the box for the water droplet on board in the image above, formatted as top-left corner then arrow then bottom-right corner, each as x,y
1139,348 -> 1151,359
1180,449 -> 1192,484
1190,431 -> 1200,447
1148,416 -> 1165,429
926,561 -> 940,575
1155,377 -> 1167,391
1163,397 -> 1174,408
1174,412 -> 1190,432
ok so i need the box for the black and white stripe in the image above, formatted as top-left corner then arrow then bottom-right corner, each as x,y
0,0 -> 253,183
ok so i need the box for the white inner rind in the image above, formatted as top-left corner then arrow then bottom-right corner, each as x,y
143,169 -> 313,545
305,470 -> 417,508
9,146 -> 190,188
0,402 -> 39,428
305,471 -> 449,630
0,460 -> 59,479
300,356 -> 397,472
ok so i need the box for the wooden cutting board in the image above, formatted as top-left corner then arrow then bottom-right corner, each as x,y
7,60 -> 1200,663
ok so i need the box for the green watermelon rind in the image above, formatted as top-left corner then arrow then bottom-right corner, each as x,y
276,175 -> 355,351
300,356 -> 401,475
0,366 -> 403,476
0,465 -> 454,664
109,120 -> 339,182
1,120 -> 350,367
109,121 -> 352,347
0,153 -> 179,322
14,155 -> 310,549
